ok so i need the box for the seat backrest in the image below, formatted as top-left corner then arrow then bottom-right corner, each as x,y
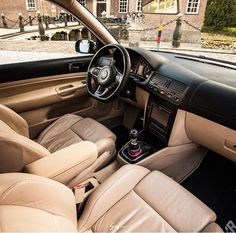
0,173 -> 77,232
0,105 -> 50,173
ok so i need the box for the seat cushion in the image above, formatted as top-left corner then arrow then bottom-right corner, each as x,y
78,165 -> 220,233
37,114 -> 116,156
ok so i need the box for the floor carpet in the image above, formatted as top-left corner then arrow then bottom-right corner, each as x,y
181,151 -> 236,230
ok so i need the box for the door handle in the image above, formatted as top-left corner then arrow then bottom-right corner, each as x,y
55,84 -> 78,97
69,62 -> 85,71
224,140 -> 236,153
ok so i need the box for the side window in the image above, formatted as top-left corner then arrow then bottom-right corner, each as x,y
186,0 -> 200,14
26,0 -> 37,11
0,2 -> 96,65
136,0 -> 142,12
119,0 -> 128,13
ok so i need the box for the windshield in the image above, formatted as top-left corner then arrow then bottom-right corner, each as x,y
0,0 -> 235,64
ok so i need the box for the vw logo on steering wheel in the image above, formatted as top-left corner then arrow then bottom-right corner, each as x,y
101,70 -> 108,80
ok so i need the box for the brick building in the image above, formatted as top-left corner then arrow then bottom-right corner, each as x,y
0,0 -> 61,26
80,0 -> 208,42
0,0 -> 208,42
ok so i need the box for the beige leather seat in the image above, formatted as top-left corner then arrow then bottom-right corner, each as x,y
0,165 -> 222,232
0,104 -> 116,173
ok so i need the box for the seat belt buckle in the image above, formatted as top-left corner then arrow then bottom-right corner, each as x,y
73,184 -> 85,204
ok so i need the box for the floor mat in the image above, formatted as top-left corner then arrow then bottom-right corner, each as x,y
181,151 -> 236,231
111,126 -> 130,151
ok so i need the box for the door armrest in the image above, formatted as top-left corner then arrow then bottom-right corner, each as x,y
25,141 -> 98,184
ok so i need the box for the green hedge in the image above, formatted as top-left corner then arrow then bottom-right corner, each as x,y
203,0 -> 236,30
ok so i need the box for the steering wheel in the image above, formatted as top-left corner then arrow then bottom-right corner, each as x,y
86,44 -> 131,102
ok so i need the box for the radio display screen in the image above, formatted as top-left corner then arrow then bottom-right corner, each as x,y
150,105 -> 170,128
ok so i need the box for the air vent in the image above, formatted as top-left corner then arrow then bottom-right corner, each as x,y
169,81 -> 188,96
151,74 -> 167,86
163,79 -> 172,88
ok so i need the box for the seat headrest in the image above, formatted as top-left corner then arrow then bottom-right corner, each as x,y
0,104 -> 29,137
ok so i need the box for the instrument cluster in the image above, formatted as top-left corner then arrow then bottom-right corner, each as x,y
130,56 -> 152,82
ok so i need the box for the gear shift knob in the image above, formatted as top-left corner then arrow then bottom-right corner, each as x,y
129,128 -> 139,140
128,129 -> 142,157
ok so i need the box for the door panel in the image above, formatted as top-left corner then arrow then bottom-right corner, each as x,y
0,73 -> 87,112
0,57 -> 125,139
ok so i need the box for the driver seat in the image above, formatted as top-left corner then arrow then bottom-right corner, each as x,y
0,104 -> 116,173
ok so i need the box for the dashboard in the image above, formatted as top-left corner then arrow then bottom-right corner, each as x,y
125,48 -> 236,132
124,48 -> 236,162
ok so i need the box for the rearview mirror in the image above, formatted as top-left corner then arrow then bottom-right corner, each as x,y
75,40 -> 96,54
142,0 -> 178,14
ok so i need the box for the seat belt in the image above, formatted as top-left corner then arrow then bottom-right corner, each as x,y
73,184 -> 85,204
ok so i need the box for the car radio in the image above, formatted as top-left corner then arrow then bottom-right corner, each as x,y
146,100 -> 176,143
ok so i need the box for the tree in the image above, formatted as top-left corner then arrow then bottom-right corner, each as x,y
203,0 -> 236,30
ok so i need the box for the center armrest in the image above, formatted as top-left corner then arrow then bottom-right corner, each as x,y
25,141 -> 98,185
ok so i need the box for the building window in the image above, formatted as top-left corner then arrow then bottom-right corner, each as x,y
119,0 -> 128,13
186,0 -> 200,14
26,0 -> 36,10
136,0 -> 142,12
79,0 -> 86,7
142,0 -> 177,14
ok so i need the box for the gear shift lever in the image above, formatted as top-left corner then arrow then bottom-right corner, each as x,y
128,129 -> 142,157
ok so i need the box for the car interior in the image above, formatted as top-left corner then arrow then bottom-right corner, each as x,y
0,0 -> 235,232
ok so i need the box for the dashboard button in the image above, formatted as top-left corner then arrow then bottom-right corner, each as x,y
167,93 -> 173,99
174,96 -> 180,101
160,90 -> 165,95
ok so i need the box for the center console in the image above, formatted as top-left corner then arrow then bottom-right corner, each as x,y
146,97 -> 176,143
119,95 -> 177,164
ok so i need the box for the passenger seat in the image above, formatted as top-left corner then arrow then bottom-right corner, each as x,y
0,165 -> 222,232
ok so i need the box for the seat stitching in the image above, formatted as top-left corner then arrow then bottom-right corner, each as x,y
0,179 -> 64,201
38,127 -> 79,147
50,156 -> 95,180
0,136 -> 49,158
37,116 -> 70,142
92,208 -> 108,232
0,179 -> 75,224
70,127 -> 85,141
38,115 -> 83,143
132,190 -> 177,232
0,204 -> 76,228
96,191 -> 143,232
79,167 -> 150,230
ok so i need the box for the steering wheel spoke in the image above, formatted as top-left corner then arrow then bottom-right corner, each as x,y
89,67 -> 101,77
94,85 -> 109,97
115,70 -> 123,84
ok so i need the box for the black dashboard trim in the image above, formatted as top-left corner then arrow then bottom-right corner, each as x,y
127,48 -> 236,131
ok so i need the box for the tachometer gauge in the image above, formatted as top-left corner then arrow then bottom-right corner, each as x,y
131,58 -> 139,74
143,64 -> 152,78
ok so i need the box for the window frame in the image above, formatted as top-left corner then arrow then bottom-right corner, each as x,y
78,0 -> 86,7
26,0 -> 36,11
136,0 -> 142,12
185,0 -> 200,15
119,0 -> 128,13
